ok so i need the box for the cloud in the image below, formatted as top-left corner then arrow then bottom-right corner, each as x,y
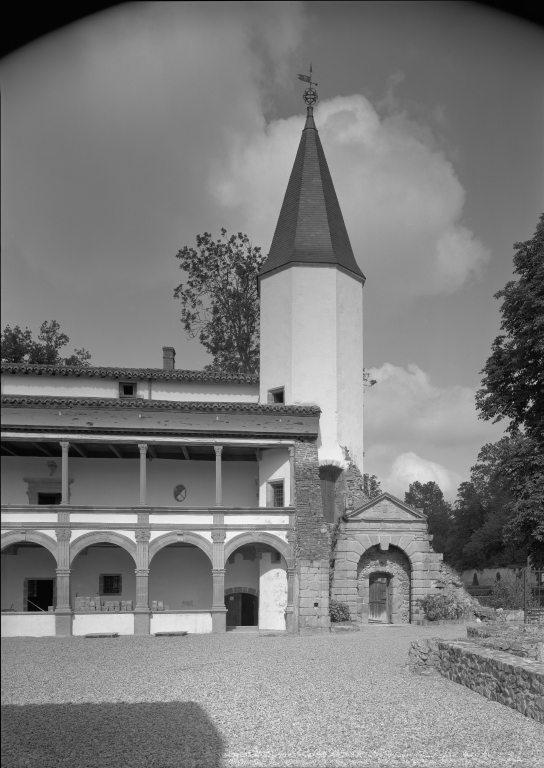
210,93 -> 490,301
384,452 -> 462,500
363,362 -> 506,498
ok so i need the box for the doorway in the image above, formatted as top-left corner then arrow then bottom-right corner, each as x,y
225,592 -> 258,627
368,574 -> 390,623
25,578 -> 55,612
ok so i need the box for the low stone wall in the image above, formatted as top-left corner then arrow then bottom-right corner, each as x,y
408,638 -> 544,723
467,623 -> 544,661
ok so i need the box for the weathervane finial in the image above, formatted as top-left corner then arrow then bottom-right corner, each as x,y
297,65 -> 318,108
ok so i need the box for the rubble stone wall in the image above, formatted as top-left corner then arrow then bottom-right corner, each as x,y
408,638 -> 544,723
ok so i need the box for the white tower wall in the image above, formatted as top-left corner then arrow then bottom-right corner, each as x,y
260,264 -> 364,469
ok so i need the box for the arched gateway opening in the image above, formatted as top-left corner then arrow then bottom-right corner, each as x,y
1,540 -> 57,612
357,545 -> 411,624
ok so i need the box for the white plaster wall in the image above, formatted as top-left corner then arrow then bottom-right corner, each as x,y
146,459 -> 257,507
149,546 -> 212,609
1,546 -> 57,611
225,553 -> 259,589
258,449 -> 290,506
70,514 -> 138,525
2,513 -> 58,524
336,269 -> 364,471
1,613 -> 56,637
73,614 -> 134,635
150,612 -> 212,634
150,515 -> 213,526
259,268 -> 293,402
1,456 -> 53,505
70,546 -> 136,605
225,515 -> 290,526
258,553 -> 287,630
1,375 -> 118,398
151,381 -> 259,402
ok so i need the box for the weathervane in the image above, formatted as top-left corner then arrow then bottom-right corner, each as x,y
297,64 -> 318,107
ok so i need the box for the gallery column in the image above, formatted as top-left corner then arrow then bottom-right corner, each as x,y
55,527 -> 72,636
214,446 -> 223,506
285,525 -> 296,633
60,441 -> 70,505
211,521 -> 227,633
138,444 -> 148,506
134,527 -> 151,635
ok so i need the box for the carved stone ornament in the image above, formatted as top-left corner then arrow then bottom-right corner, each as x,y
55,528 -> 72,541
135,529 -> 151,541
211,529 -> 226,543
173,484 -> 187,502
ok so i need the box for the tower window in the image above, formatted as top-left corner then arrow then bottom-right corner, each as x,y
268,387 -> 284,404
119,382 -> 136,398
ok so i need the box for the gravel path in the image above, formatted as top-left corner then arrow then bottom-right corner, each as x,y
2,623 -> 542,767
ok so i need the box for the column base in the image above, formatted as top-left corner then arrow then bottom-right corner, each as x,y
285,607 -> 295,634
211,607 -> 227,634
134,611 -> 151,635
55,611 -> 73,636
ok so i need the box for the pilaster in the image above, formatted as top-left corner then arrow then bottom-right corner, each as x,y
55,526 -> 72,636
211,525 -> 227,633
134,527 -> 151,635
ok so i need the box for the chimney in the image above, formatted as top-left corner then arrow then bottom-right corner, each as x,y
162,347 -> 176,370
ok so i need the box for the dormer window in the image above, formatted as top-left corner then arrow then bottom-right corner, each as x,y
119,382 -> 137,398
268,387 -> 284,404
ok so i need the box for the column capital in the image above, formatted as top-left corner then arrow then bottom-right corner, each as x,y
55,528 -> 71,541
135,568 -> 150,576
288,446 -> 295,457
138,443 -> 148,455
212,568 -> 226,576
211,529 -> 226,543
287,568 -> 296,576
286,529 -> 296,542
60,441 -> 70,452
214,445 -> 223,456
56,568 -> 71,576
135,529 -> 151,541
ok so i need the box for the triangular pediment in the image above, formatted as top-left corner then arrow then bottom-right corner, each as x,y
346,492 -> 426,521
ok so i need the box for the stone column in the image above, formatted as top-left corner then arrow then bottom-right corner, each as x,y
285,526 -> 296,633
214,446 -> 223,507
138,444 -> 147,506
55,527 -> 72,636
60,441 -> 70,505
288,446 -> 295,506
134,527 -> 151,635
211,524 -> 227,633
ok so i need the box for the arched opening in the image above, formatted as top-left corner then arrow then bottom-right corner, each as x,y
357,545 -> 411,624
1,540 -> 57,613
149,543 -> 212,610
71,543 -> 136,611
225,542 -> 287,630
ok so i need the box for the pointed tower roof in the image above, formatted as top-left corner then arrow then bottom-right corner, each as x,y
259,107 -> 365,282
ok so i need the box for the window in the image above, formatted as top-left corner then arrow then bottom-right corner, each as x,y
99,574 -> 122,595
267,480 -> 284,507
37,493 -> 62,505
267,387 -> 284,404
119,382 -> 137,398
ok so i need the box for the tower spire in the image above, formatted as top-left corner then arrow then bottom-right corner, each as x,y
259,71 -> 365,282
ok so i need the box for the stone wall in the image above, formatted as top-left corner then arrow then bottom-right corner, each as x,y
357,546 -> 411,623
467,623 -> 544,661
294,440 -> 330,633
408,638 -> 544,723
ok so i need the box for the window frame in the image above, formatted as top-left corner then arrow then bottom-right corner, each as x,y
99,573 -> 123,596
267,387 -> 285,404
119,381 -> 137,398
267,479 -> 285,508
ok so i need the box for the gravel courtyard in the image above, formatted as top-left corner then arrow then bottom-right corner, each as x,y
1,623 -> 542,768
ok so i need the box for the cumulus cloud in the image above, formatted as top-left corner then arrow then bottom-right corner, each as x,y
363,363 -> 506,498
384,452 -> 462,500
211,93 -> 490,300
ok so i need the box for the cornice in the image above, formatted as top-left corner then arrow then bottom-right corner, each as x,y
1,363 -> 259,384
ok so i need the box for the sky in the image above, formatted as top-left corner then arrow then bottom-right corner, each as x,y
2,1 -> 543,499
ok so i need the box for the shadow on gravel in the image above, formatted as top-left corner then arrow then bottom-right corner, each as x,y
1,701 -> 224,768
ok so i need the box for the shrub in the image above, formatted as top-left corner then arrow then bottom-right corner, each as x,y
486,572 -> 526,610
472,603 -> 496,622
329,599 -> 351,622
418,593 -> 470,621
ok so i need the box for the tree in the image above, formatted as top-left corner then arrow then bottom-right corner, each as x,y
1,321 -> 91,366
404,481 -> 452,554
475,214 -> 544,565
174,230 -> 265,374
476,213 -> 544,442
362,473 -> 382,499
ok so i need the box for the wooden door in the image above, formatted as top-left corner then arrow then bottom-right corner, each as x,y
369,576 -> 388,623
225,593 -> 241,627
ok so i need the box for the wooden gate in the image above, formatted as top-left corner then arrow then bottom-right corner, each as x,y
369,575 -> 389,623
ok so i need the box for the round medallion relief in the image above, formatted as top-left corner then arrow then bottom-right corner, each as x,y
173,484 -> 187,502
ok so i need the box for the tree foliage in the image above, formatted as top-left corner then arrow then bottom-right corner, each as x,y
1,321 -> 91,366
404,481 -> 452,554
174,230 -> 265,374
362,473 -> 382,499
476,213 -> 544,442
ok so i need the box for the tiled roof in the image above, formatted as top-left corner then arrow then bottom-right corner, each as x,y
1,363 -> 259,384
260,108 -> 365,281
1,394 -> 320,414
